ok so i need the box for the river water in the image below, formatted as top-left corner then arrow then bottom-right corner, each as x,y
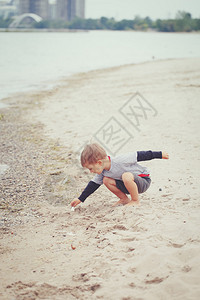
0,30 -> 200,100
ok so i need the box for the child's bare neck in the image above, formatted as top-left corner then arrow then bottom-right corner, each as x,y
103,156 -> 111,171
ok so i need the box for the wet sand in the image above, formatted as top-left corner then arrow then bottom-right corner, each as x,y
0,58 -> 200,300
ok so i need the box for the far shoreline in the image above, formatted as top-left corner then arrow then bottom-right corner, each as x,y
0,28 -> 89,33
1,57 -> 199,103
0,28 -> 200,34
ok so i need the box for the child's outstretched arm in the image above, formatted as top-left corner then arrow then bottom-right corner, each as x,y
137,151 -> 169,161
70,181 -> 101,207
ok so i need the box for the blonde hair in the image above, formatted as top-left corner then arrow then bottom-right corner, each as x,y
81,143 -> 107,166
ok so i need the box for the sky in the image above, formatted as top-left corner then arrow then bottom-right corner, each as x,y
85,0 -> 200,20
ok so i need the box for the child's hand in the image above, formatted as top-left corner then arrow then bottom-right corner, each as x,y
71,198 -> 81,207
162,151 -> 169,159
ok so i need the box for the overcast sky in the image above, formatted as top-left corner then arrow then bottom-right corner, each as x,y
85,0 -> 200,20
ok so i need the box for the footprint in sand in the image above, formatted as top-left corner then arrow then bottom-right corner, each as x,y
113,225 -> 128,230
182,265 -> 192,273
6,281 -> 74,299
121,237 -> 136,242
72,273 -> 90,282
145,276 -> 167,284
128,267 -> 136,274
161,193 -> 173,198
169,242 -> 185,248
72,274 -> 101,293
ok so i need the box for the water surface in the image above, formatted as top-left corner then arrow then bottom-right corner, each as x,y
0,30 -> 199,99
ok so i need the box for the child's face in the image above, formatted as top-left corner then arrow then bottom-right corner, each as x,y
85,160 -> 104,175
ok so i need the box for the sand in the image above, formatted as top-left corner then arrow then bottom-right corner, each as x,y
0,58 -> 200,300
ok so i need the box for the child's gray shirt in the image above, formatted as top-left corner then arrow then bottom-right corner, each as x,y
92,152 -> 149,185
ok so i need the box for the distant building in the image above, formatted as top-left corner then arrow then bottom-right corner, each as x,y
18,0 -> 28,15
49,1 -> 57,20
56,0 -> 85,21
18,0 -> 49,19
0,5 -> 16,18
56,0 -> 69,21
71,0 -> 85,20
0,0 -> 17,18
0,0 -> 11,5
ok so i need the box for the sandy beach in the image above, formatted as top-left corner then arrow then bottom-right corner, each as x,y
0,57 -> 200,299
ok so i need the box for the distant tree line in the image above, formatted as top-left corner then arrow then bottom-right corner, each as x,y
1,11 -> 200,32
